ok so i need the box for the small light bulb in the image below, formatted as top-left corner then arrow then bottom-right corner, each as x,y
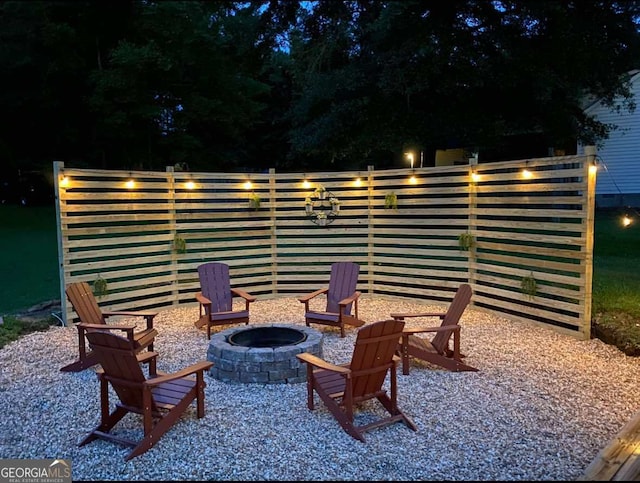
125,179 -> 135,189
302,179 -> 311,189
185,181 -> 195,190
354,177 -> 362,187
409,175 -> 417,184
622,215 -> 632,227
522,169 -> 533,179
244,180 -> 253,190
589,164 -> 598,175
471,171 -> 480,182
59,176 -> 69,187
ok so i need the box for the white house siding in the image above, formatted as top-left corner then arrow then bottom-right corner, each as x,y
578,71 -> 640,208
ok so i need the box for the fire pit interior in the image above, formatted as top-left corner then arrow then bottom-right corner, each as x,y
207,324 -> 323,384
228,326 -> 307,348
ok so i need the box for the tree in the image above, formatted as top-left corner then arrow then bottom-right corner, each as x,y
284,0 -> 640,167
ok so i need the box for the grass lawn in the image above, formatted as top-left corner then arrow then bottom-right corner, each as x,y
592,209 -> 640,354
0,204 -> 639,353
0,204 -> 59,314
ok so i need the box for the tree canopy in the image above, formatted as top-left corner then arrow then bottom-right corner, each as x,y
1,0 -> 639,174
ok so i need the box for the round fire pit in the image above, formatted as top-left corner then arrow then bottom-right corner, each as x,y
207,324 -> 323,384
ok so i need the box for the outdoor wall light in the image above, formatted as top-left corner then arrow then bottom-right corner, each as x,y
405,152 -> 414,169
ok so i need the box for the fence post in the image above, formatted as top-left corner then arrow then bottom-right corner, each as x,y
582,145 -> 597,340
269,168 -> 278,296
468,155 -> 478,298
166,166 -> 179,306
367,165 -> 375,294
53,160 -> 68,325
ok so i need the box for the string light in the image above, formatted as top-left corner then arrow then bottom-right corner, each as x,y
409,175 -> 417,184
185,180 -> 195,190
59,176 -> 70,188
471,170 -> 480,182
244,179 -> 253,190
522,169 -> 533,179
622,214 -> 632,227
125,179 -> 135,189
302,176 -> 311,189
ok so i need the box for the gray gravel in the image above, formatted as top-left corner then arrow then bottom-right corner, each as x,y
1,295 -> 639,481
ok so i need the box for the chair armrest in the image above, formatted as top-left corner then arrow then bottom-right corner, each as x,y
231,288 -> 257,302
339,291 -> 361,306
402,324 -> 461,335
144,361 -> 214,386
298,288 -> 328,303
195,292 -> 211,305
296,353 -> 351,374
137,351 -> 159,364
390,312 -> 445,320
103,310 -> 158,318
103,310 -> 156,331
78,322 -> 137,332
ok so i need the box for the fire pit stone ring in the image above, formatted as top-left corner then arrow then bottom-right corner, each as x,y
206,324 -> 323,384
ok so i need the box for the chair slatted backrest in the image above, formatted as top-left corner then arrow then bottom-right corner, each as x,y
198,262 -> 233,314
326,262 -> 360,314
85,331 -> 155,411
66,282 -> 106,325
349,319 -> 405,399
431,284 -> 473,354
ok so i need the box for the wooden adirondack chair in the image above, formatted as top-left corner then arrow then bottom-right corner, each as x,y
80,330 -> 213,461
194,262 -> 257,339
296,319 -> 417,442
391,283 -> 478,375
298,261 -> 364,338
60,281 -> 158,373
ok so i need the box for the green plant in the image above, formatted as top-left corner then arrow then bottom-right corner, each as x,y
93,275 -> 109,298
249,192 -> 261,210
173,234 -> 187,254
384,192 -> 398,210
314,184 -> 326,199
521,272 -> 538,299
458,232 -> 475,251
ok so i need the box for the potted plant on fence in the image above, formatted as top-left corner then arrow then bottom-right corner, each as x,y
330,196 -> 340,213
305,197 -> 314,214
248,192 -> 261,211
384,192 -> 398,210
316,211 -> 328,226
314,184 -> 327,200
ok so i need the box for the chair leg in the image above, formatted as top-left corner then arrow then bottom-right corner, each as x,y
79,406 -> 129,447
126,390 -> 196,461
60,352 -> 99,372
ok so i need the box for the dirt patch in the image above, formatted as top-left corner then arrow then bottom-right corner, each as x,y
13,300 -> 62,323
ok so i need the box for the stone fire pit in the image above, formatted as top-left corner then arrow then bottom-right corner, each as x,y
206,324 -> 323,384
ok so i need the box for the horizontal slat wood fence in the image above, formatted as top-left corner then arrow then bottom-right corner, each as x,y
54,148 -> 596,339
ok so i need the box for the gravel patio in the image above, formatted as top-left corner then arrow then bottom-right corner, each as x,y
1,295 -> 639,481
